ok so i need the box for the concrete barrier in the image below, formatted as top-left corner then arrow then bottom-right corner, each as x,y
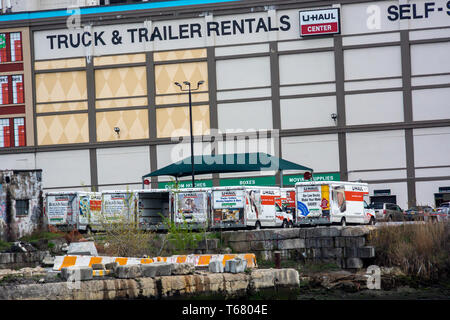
53,253 -> 257,271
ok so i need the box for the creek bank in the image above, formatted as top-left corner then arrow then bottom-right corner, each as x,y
0,268 -> 300,300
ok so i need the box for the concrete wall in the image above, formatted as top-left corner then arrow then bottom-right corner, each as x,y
0,170 -> 43,241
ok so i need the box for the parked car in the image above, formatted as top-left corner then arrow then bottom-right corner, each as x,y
370,202 -> 405,222
433,202 -> 450,222
404,206 -> 434,221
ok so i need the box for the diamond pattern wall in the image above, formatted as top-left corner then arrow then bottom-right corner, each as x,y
95,66 -> 147,99
96,109 -> 149,142
96,97 -> 148,109
35,58 -> 86,70
35,71 -> 87,103
37,101 -> 88,113
156,105 -> 210,138
37,113 -> 89,145
155,92 -> 208,105
154,48 -> 206,62
155,61 -> 208,95
94,53 -> 145,66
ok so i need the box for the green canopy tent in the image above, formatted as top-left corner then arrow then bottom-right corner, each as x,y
142,152 -> 313,188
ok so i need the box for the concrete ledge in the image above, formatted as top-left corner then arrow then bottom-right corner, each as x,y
0,269 -> 300,300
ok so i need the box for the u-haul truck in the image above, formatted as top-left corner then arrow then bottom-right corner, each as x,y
211,186 -> 292,229
295,181 -> 376,226
45,191 -> 102,232
172,188 -> 211,230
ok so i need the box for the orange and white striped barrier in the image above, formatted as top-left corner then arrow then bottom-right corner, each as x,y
53,253 -> 257,271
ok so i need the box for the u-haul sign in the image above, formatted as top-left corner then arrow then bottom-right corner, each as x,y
299,8 -> 340,36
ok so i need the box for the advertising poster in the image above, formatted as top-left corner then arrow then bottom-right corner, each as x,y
102,193 -> 129,222
281,190 -> 296,213
247,189 -> 261,219
296,185 -> 322,218
47,194 -> 75,224
175,192 -> 207,223
320,185 -> 330,216
331,185 -> 347,215
213,190 -> 245,225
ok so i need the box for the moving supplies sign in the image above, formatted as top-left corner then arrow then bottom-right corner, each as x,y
299,8 -> 340,36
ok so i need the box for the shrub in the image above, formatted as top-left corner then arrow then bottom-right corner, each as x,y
368,222 -> 450,280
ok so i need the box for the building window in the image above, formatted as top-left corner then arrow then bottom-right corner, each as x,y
0,74 -> 24,105
15,199 -> 29,216
0,32 -> 23,63
0,117 -> 25,148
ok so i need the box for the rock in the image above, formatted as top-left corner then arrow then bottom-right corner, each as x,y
141,262 -> 172,277
307,227 -> 341,238
39,278 -> 45,283
208,260 -> 224,273
357,246 -> 375,258
44,271 -> 60,282
67,242 -> 98,256
345,258 -> 363,269
249,269 -> 275,290
41,254 -> 55,267
277,238 -> 306,250
91,263 -> 105,270
105,262 -> 118,271
225,258 -> 247,274
61,243 -> 69,252
223,247 -> 232,254
196,239 -> 219,250
10,242 -> 36,253
171,263 -> 194,275
251,240 -> 274,251
273,268 -> 300,287
335,237 -> 366,248
60,266 -> 93,281
116,265 -> 142,279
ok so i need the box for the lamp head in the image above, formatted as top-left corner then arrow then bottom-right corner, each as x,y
197,80 -> 205,86
183,81 -> 190,86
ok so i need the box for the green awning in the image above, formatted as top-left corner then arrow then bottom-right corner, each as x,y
143,152 -> 313,179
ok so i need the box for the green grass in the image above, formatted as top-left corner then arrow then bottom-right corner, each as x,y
0,240 -> 12,251
20,231 -> 65,243
298,262 -> 341,273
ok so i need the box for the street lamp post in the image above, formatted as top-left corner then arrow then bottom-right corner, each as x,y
174,80 -> 204,188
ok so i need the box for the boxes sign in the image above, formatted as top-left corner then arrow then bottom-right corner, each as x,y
299,8 -> 340,36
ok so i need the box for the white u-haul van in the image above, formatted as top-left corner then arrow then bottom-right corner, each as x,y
210,186 -> 293,229
45,191 -> 102,232
295,181 -> 376,226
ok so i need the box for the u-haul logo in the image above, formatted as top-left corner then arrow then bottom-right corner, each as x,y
299,8 -> 340,36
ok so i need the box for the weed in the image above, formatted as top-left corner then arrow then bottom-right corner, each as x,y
368,221 -> 450,280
